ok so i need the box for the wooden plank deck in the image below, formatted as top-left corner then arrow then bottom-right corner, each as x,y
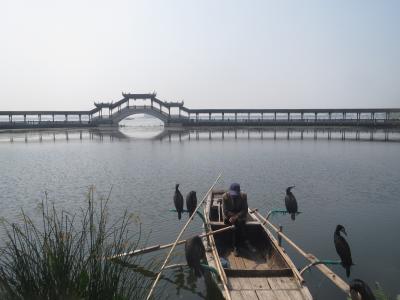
228,276 -> 310,300
222,277 -> 311,298
225,248 -> 273,270
226,251 -> 311,300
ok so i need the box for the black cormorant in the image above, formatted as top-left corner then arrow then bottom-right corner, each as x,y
174,184 -> 184,220
285,186 -> 298,220
185,235 -> 206,278
350,279 -> 376,300
334,224 -> 353,277
186,191 -> 197,217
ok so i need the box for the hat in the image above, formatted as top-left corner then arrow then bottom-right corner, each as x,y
229,183 -> 241,197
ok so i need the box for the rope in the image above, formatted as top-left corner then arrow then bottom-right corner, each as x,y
145,173 -> 222,300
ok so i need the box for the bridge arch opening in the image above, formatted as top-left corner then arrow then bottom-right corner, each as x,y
119,113 -> 164,139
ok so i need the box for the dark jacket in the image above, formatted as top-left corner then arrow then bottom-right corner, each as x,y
222,192 -> 248,221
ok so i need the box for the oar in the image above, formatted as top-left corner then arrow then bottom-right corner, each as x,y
164,263 -> 220,276
145,173 -> 222,300
109,225 -> 234,259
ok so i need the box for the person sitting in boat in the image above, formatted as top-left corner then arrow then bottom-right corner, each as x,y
223,183 -> 253,256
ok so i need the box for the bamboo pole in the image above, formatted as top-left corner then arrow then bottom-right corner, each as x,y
109,225 -> 234,259
203,194 -> 232,300
145,173 -> 222,300
251,210 -> 350,295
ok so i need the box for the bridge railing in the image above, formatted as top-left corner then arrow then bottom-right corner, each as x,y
0,120 -> 91,125
107,105 -> 176,119
184,118 -> 393,123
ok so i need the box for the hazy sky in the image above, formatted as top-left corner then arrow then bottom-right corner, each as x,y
1,0 -> 399,110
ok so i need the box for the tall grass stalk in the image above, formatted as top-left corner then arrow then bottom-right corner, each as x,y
0,187 -> 155,300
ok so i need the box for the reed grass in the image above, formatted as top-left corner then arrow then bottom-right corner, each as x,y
0,187 -> 156,300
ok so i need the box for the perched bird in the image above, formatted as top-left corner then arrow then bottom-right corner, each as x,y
285,186 -> 298,220
185,235 -> 206,278
350,279 -> 376,300
174,184 -> 184,220
334,224 -> 354,277
186,191 -> 197,217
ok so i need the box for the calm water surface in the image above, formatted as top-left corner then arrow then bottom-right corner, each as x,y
0,122 -> 399,299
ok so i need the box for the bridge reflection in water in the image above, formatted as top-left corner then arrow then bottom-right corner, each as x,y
1,127 -> 400,143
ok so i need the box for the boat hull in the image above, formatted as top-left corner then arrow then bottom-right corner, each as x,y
202,190 -> 313,300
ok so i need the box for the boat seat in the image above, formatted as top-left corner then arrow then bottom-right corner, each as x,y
209,221 -> 260,226
225,268 -> 293,277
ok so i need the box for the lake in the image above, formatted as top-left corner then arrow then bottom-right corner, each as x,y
0,120 -> 399,299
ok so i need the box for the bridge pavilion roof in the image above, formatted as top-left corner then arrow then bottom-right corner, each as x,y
94,102 -> 113,108
122,92 -> 157,99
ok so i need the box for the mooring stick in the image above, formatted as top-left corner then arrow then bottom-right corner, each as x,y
145,173 -> 222,300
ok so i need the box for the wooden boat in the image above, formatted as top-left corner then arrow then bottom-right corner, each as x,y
202,190 -> 313,300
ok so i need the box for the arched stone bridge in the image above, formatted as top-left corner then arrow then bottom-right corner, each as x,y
92,93 -> 186,126
1,92 -> 400,129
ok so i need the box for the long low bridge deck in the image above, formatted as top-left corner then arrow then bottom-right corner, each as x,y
1,92 -> 400,129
